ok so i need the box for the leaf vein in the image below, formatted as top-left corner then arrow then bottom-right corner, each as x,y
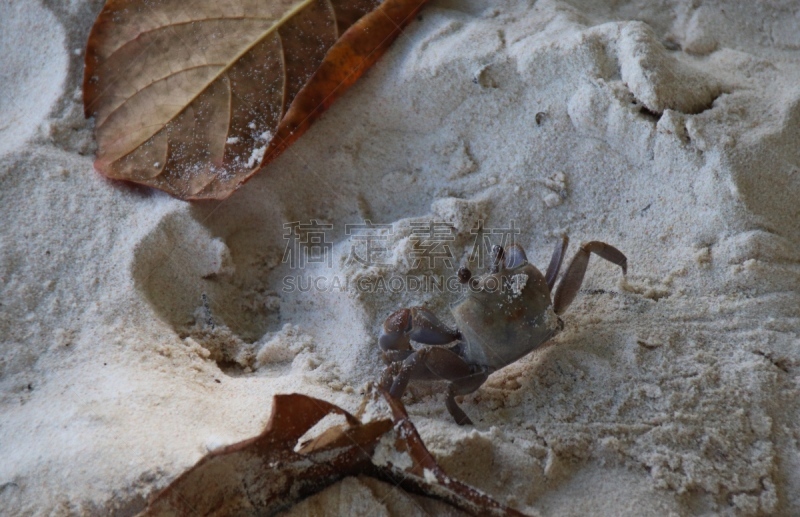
97,63 -> 226,130
105,15 -> 280,62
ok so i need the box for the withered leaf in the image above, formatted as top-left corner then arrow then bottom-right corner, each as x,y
141,392 -> 530,517
84,0 -> 430,200
142,394 -> 393,516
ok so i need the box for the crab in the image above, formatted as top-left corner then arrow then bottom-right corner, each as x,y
378,235 -> 627,425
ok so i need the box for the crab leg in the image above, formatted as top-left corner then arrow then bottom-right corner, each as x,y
385,345 -> 487,425
553,241 -> 627,314
544,235 -> 569,290
386,346 -> 468,394
445,368 -> 489,425
387,348 -> 431,398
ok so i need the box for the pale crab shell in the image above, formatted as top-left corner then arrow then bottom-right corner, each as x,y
451,262 -> 562,371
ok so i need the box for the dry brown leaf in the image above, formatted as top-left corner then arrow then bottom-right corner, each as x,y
84,0 -> 430,200
142,394 -> 393,516
140,392 -> 531,517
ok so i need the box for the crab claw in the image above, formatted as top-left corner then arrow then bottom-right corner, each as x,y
503,244 -> 528,269
379,308 -> 413,351
379,307 -> 459,352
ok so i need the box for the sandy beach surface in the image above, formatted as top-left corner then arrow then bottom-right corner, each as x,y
2,0 -> 799,515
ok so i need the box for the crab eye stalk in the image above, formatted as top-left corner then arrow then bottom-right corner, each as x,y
457,266 -> 472,284
489,245 -> 504,273
503,243 -> 528,269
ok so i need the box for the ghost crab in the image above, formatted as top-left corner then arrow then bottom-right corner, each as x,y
379,236 -> 627,425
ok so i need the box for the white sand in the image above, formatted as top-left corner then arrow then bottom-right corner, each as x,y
2,0 -> 800,515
